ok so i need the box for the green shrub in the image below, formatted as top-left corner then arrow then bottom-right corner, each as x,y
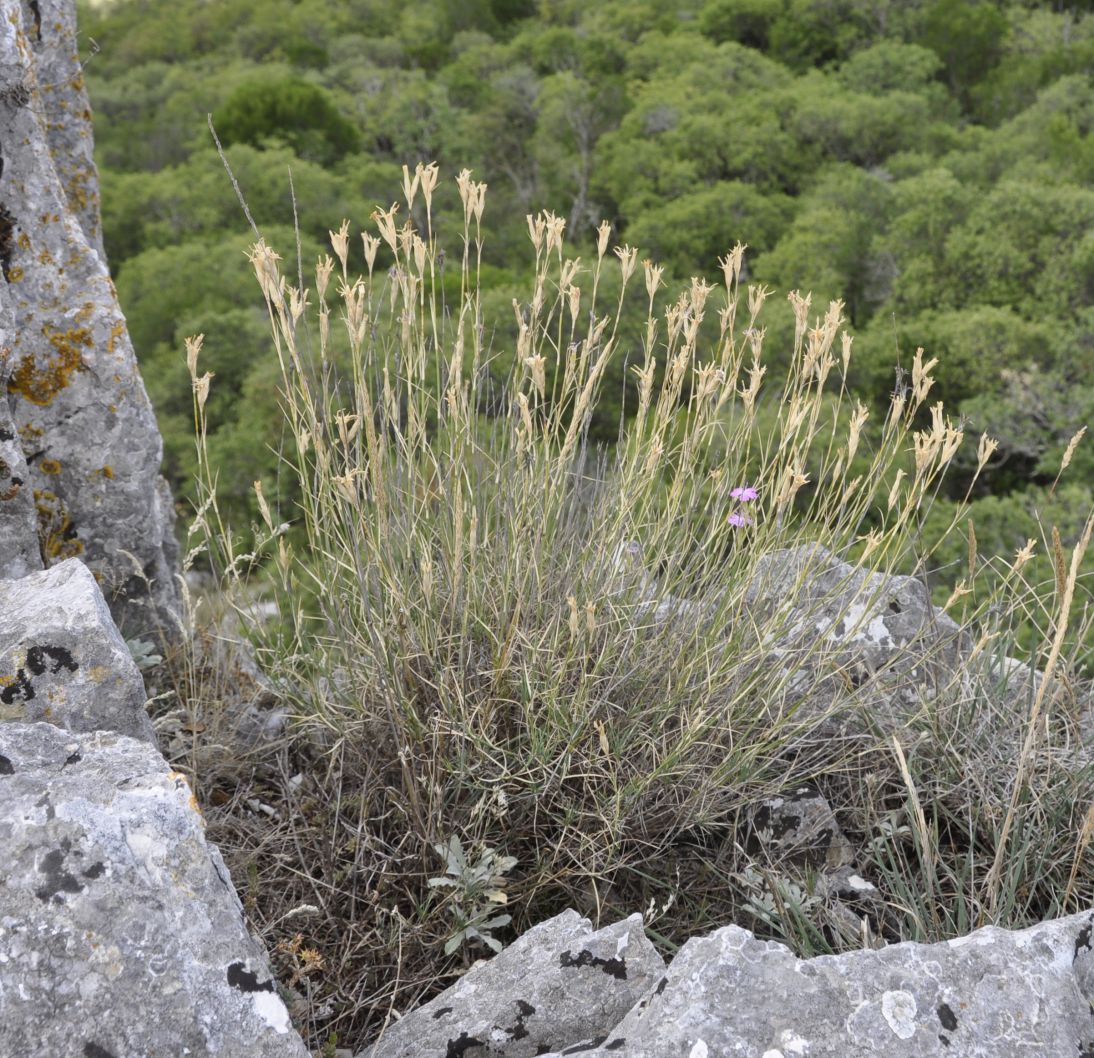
212,76 -> 361,164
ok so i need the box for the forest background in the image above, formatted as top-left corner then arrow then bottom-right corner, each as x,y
76,0 -> 1094,658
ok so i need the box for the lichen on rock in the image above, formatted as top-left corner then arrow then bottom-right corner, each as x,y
0,0 -> 178,639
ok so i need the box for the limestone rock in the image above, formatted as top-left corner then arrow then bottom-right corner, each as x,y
0,721 -> 309,1058
748,784 -> 854,872
0,558 -> 153,742
360,910 -> 665,1058
28,0 -> 106,262
564,910 -> 1094,1057
0,307 -> 40,577
0,0 -> 178,638
746,544 -> 968,679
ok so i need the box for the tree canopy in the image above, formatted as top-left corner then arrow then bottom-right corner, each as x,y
77,0 -> 1094,618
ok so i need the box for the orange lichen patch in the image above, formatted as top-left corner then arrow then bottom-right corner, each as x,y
7,325 -> 91,405
106,320 -> 125,354
16,233 -> 30,250
75,301 -> 95,324
98,465 -> 114,479
36,247 -> 55,266
34,488 -> 83,560
67,177 -> 90,211
39,458 -> 61,475
8,266 -> 23,282
18,423 -> 43,440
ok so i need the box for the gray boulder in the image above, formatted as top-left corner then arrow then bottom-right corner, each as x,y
537,910 -> 1094,1057
0,721 -> 309,1058
749,784 -> 854,872
0,558 -> 153,742
361,910 -> 665,1058
745,544 -> 968,681
0,0 -> 178,638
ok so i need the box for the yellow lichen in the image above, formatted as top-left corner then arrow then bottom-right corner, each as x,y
8,266 -> 23,282
99,465 -> 114,479
7,325 -> 91,405
39,458 -> 61,475
16,233 -> 30,250
106,320 -> 125,354
34,488 -> 83,560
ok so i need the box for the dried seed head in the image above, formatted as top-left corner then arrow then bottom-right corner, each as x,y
316,254 -> 334,301
644,259 -> 664,302
371,205 -> 400,254
361,233 -> 380,275
911,347 -> 939,406
568,595 -> 580,639
544,211 -> 566,255
977,433 -> 999,470
1013,538 -> 1037,572
596,221 -> 612,259
193,371 -> 214,412
402,163 -> 421,211
420,161 -> 440,208
1061,426 -> 1087,474
886,468 -> 905,511
747,283 -> 770,323
185,334 -> 204,379
329,220 -> 350,275
524,353 -> 546,398
719,244 -> 745,292
847,402 -> 869,464
614,244 -> 638,284
254,479 -> 273,530
567,284 -> 581,325
526,213 -> 546,254
944,580 -> 972,611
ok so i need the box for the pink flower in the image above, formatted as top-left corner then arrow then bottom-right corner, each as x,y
731,485 -> 758,502
728,512 -> 753,527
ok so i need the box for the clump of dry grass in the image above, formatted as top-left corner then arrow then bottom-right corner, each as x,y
178,163 -> 1093,1051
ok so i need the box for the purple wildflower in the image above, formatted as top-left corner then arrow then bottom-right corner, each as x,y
731,485 -> 759,502
728,512 -> 753,527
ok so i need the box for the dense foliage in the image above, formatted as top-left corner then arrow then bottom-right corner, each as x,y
78,0 -> 1092,639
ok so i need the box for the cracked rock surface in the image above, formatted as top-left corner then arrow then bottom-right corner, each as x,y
0,721 -> 309,1058
360,910 -> 665,1058
0,558 -> 153,742
0,310 -> 40,577
0,0 -> 178,638
536,910 -> 1094,1057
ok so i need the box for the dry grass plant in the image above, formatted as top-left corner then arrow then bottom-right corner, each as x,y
178,163 -> 1093,1050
